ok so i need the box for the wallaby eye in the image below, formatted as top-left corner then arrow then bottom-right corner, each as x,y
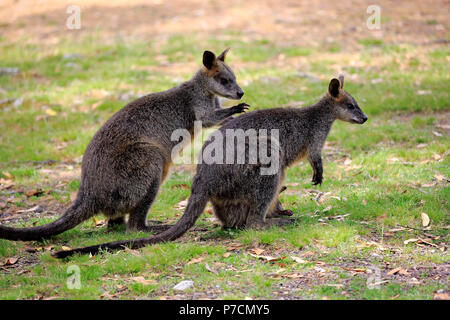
346,103 -> 355,109
220,78 -> 228,85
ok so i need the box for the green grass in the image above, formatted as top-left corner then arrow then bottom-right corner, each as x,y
0,33 -> 449,300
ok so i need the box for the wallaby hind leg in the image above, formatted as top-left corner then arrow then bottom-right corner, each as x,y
212,200 -> 250,229
267,186 -> 293,218
127,178 -> 173,233
245,198 -> 275,230
245,189 -> 294,229
107,216 -> 126,231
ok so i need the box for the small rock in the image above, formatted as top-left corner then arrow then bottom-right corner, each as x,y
294,72 -> 320,82
64,62 -> 81,69
0,67 -> 19,75
371,78 -> 383,84
173,280 -> 194,291
62,53 -> 84,60
13,97 -> 24,108
118,92 -> 137,101
0,98 -> 15,105
259,76 -> 280,84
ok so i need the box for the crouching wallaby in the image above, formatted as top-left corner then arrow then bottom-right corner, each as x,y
53,75 -> 367,258
1,48 -> 249,241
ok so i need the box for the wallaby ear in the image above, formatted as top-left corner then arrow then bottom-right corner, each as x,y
203,50 -> 216,70
328,78 -> 341,98
338,74 -> 344,89
217,47 -> 230,62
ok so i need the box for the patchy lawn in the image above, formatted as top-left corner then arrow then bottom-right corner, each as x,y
0,0 -> 449,300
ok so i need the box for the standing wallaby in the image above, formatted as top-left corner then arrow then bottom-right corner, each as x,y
53,75 -> 367,258
0,48 -> 249,241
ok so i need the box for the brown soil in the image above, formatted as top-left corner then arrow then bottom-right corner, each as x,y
0,0 -> 448,49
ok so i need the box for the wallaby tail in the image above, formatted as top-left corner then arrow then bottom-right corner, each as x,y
52,192 -> 208,259
0,200 -> 91,241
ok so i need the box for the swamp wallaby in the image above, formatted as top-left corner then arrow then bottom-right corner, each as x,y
54,75 -> 368,258
1,49 -> 249,241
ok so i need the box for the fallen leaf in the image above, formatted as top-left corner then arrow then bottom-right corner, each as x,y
420,212 -> 430,227
61,246 -> 71,251
290,256 -> 307,264
91,101 -> 103,110
434,292 -> 450,300
131,276 -> 157,285
418,238 -> 439,247
187,257 -> 204,265
398,269 -> 410,276
45,109 -> 57,116
249,248 -> 265,255
283,273 -> 303,279
92,217 -> 106,227
227,243 -> 243,251
0,179 -> 14,190
3,257 -> 18,266
342,267 -> 366,273
222,252 -> 232,258
70,191 -> 77,202
205,263 -> 218,275
175,199 -> 188,210
388,227 -> 405,233
17,205 -> 42,214
404,238 -> 419,245
25,189 -> 44,197
249,253 -> 283,262
387,267 -> 402,276
2,171 -> 13,179
387,267 -> 409,276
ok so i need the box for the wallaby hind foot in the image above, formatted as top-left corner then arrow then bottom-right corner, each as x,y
267,186 -> 294,218
264,217 -> 296,227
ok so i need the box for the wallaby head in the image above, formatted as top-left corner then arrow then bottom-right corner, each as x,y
327,75 -> 367,124
201,48 -> 244,100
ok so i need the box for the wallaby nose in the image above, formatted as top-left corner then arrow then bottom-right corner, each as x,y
237,90 -> 244,99
362,115 -> 368,123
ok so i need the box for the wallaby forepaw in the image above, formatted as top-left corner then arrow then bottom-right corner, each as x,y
312,174 -> 323,185
231,103 -> 250,114
279,209 -> 294,216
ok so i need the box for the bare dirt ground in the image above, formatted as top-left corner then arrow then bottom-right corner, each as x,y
0,0 -> 448,49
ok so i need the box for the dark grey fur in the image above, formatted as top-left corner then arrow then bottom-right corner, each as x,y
0,49 -> 248,241
53,76 -> 367,258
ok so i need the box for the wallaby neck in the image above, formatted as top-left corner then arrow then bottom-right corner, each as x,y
282,97 -> 336,166
185,69 -> 216,103
308,96 -> 337,125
